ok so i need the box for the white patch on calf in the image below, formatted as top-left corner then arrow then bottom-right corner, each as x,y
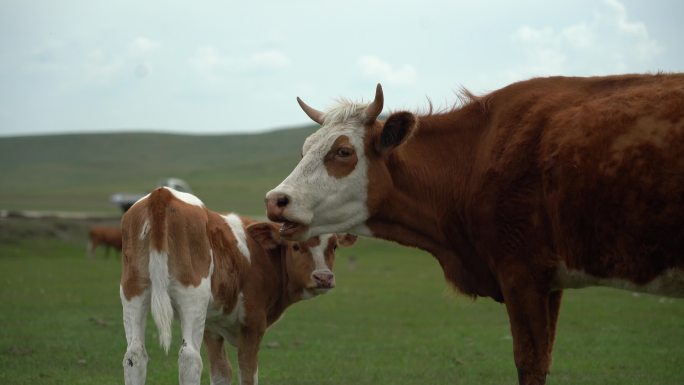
163,186 -> 204,207
139,219 -> 150,240
223,214 -> 251,263
553,264 -> 684,297
205,291 -> 247,347
120,286 -> 150,384
148,249 -> 173,353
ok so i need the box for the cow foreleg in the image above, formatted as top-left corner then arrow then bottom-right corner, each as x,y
121,287 -> 150,385
547,290 -> 563,358
204,330 -> 232,385
236,325 -> 264,385
499,269 -> 558,385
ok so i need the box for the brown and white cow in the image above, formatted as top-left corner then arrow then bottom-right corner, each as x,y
87,225 -> 122,258
265,74 -> 684,385
120,187 -> 355,385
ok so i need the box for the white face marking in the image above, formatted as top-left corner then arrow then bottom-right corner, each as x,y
223,213 -> 251,263
267,103 -> 371,238
163,186 -> 204,207
310,234 -> 333,272
553,264 -> 684,297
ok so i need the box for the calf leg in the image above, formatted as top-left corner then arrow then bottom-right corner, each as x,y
120,287 -> 150,385
175,281 -> 212,385
499,268 -> 558,385
204,331 -> 232,385
237,326 -> 264,385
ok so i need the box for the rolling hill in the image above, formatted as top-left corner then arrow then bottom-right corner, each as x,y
0,126 -> 315,215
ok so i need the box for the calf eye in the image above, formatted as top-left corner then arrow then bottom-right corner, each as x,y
336,147 -> 353,158
292,244 -> 300,251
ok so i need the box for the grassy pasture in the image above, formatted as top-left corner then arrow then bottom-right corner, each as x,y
0,129 -> 313,215
1,218 -> 683,385
1,131 -> 683,384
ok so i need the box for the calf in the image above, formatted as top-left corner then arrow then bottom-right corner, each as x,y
87,225 -> 122,258
119,187 -> 356,385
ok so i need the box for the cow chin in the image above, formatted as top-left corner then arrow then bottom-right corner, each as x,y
307,286 -> 333,296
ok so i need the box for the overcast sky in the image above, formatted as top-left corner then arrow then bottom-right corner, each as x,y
1,0 -> 682,136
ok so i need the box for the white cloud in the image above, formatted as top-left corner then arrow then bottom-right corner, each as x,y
247,50 -> 290,70
357,55 -> 417,86
189,45 -> 222,78
84,49 -> 125,86
128,37 -> 160,56
509,0 -> 662,80
189,46 -> 290,82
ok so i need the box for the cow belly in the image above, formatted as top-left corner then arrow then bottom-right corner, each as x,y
204,292 -> 246,347
553,264 -> 684,297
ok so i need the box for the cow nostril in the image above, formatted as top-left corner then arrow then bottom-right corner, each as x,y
276,195 -> 290,208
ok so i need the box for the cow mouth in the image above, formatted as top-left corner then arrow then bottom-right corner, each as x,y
309,285 -> 334,295
279,221 -> 308,239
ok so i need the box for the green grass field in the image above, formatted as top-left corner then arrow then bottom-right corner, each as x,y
1,132 -> 683,384
1,219 -> 683,385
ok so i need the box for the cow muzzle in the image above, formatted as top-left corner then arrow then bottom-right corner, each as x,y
310,269 -> 335,293
265,191 -> 310,240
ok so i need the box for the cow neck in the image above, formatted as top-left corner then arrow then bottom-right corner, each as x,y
368,106 -> 483,258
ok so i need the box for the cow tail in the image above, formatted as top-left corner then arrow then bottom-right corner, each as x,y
148,188 -> 174,354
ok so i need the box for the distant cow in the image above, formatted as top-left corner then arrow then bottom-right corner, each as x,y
120,187 -> 356,385
87,225 -> 122,258
265,74 -> 684,385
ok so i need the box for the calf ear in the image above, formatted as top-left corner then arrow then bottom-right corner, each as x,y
374,111 -> 417,154
337,233 -> 358,247
246,222 -> 281,250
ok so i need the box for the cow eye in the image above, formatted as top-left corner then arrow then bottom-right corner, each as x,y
336,147 -> 353,158
292,244 -> 300,251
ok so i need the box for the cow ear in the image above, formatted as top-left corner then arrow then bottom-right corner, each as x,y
375,111 -> 417,154
246,222 -> 281,250
336,233 -> 358,247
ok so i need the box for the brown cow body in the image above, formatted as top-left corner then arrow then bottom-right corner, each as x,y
87,225 -> 122,258
266,74 -> 684,384
120,187 -> 354,385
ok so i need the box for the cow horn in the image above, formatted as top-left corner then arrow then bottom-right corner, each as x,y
297,97 -> 325,125
364,83 -> 384,123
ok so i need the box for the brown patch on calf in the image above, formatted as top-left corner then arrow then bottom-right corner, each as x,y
120,202 -> 151,300
324,135 -> 358,178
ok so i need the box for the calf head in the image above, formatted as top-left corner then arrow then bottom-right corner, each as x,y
265,84 -> 418,240
247,222 -> 357,299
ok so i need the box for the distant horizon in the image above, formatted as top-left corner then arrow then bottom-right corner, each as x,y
0,123 -> 314,138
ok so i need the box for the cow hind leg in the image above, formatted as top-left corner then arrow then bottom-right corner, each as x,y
175,280 -> 212,385
121,287 -> 150,385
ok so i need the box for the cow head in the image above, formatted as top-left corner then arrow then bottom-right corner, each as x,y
247,222 -> 357,299
265,84 -> 416,240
